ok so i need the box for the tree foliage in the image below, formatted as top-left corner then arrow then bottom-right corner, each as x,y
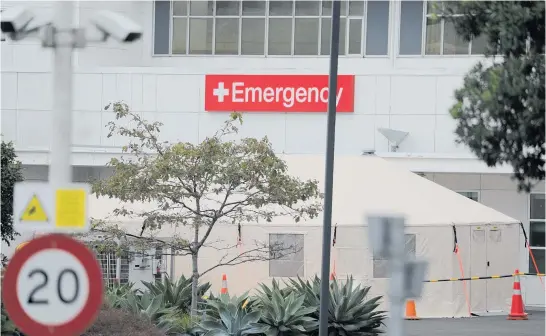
1,140 -> 23,245
92,102 -> 323,315
443,1 -> 545,191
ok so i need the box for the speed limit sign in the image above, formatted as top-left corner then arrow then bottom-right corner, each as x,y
2,234 -> 103,336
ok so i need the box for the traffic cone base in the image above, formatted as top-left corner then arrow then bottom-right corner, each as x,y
507,313 -> 528,320
507,269 -> 527,320
405,300 -> 419,320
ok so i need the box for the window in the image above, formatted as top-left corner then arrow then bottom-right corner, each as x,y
398,0 -> 487,56
269,233 -> 304,277
154,0 -> 390,56
457,191 -> 479,202
94,250 -> 130,286
529,194 -> 545,273
373,234 -> 416,278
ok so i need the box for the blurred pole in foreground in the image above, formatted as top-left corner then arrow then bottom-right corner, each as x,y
367,215 -> 428,336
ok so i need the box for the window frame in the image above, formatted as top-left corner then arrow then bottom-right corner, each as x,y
152,0 -> 391,58
268,232 -> 305,278
528,193 -> 545,274
396,0 -> 485,58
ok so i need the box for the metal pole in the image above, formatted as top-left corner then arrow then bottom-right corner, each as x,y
49,1 -> 74,186
318,1 -> 341,335
389,255 -> 405,336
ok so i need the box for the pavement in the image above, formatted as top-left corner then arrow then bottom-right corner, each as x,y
384,311 -> 545,336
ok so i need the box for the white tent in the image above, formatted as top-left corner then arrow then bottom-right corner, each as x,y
89,155 -> 521,318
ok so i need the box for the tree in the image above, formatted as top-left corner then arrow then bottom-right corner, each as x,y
444,1 -> 545,191
92,102 -> 323,315
1,140 -> 23,247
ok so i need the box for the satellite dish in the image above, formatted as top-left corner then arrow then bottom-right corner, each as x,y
377,128 -> 409,152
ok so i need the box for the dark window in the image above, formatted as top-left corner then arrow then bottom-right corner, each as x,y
399,0 -> 423,55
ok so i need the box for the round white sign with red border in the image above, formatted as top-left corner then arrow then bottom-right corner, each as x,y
2,234 -> 103,336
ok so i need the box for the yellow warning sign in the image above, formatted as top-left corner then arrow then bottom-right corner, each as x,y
56,189 -> 86,228
20,195 -> 49,222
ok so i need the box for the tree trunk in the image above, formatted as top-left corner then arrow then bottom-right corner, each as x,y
190,251 -> 199,316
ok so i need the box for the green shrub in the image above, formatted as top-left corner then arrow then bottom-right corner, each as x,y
104,281 -> 140,308
119,292 -> 176,325
197,293 -> 265,336
94,274 -> 385,336
142,275 -> 211,314
254,285 -> 318,335
83,303 -> 165,336
157,312 -> 201,335
1,302 -> 23,335
286,276 -> 386,336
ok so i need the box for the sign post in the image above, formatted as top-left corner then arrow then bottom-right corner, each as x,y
14,182 -> 91,234
2,234 -> 103,336
367,215 -> 428,336
2,2 -> 142,335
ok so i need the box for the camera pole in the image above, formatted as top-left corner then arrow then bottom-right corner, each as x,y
49,1 -> 75,187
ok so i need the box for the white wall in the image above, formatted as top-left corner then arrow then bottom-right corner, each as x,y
1,1 -> 492,167
1,67 -> 478,161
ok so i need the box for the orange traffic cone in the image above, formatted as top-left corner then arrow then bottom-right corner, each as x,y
405,300 -> 419,320
507,269 -> 527,320
220,274 -> 228,295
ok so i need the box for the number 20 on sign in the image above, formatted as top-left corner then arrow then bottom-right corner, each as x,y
2,234 -> 103,336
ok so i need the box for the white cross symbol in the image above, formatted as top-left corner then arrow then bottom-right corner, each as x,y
213,82 -> 230,103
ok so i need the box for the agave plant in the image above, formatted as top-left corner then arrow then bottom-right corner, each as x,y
203,292 -> 252,319
285,276 -> 321,308
288,276 -> 386,336
104,281 -> 139,308
327,277 -> 386,335
142,275 -> 212,313
255,284 -> 318,336
198,293 -> 265,336
120,292 -> 176,325
157,312 -> 202,335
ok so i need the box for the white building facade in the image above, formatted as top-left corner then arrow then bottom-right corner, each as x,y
1,0 -> 544,308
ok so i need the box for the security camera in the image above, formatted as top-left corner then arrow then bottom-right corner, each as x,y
0,7 -> 34,34
90,10 -> 142,43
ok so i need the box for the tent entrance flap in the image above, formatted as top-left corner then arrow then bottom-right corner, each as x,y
469,224 -> 519,314
486,224 -> 517,312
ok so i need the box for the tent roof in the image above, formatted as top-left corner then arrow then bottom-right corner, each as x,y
277,155 -> 519,227
89,155 -> 519,229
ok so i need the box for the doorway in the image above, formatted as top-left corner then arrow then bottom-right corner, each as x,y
469,224 -> 518,313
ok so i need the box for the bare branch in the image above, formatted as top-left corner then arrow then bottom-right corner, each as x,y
199,240 -> 302,277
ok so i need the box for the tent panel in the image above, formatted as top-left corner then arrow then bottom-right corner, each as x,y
410,226 -> 462,317
450,226 -> 472,317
